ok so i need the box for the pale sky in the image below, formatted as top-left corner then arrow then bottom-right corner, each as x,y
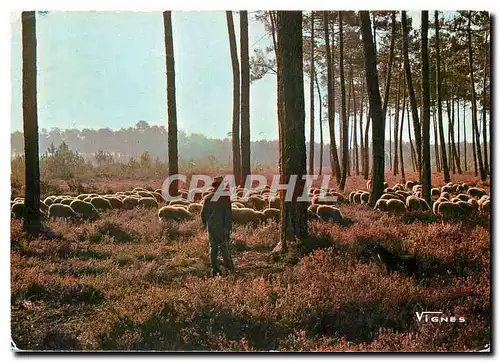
10,11 -> 477,143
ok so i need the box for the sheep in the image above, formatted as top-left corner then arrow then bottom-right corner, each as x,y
263,208 -> 280,222
155,189 -> 162,194
418,198 -> 431,211
360,192 -> 370,204
353,192 -> 362,205
316,205 -> 343,223
396,190 -> 411,199
461,183 -> 469,192
308,204 -> 320,214
48,204 -> 77,220
11,202 -> 25,219
406,196 -> 423,211
231,207 -> 263,225
441,185 -> 455,194
380,194 -> 398,201
331,192 -> 347,205
349,191 -> 356,204
61,198 -> 74,206
158,206 -> 192,221
405,180 -> 417,191
70,200 -> 100,220
52,197 -> 64,204
440,192 -> 451,200
187,203 -> 203,214
138,197 -> 159,209
468,187 -> 487,199
170,199 -> 191,207
436,201 -> 464,220
455,200 -> 476,215
384,187 -> 395,194
468,198 -> 479,210
122,196 -> 140,209
367,180 -> 372,191
247,195 -> 268,210
431,188 -> 441,199
412,185 -> 422,194
39,201 -> 48,213
393,183 -> 404,191
43,197 -> 55,206
232,202 -> 246,209
480,200 -> 490,213
151,192 -> 164,203
137,191 -> 155,198
308,209 -> 320,220
104,196 -> 123,209
386,199 -> 406,214
132,187 -> 147,192
374,199 -> 388,211
90,197 -> 113,211
76,194 -> 89,200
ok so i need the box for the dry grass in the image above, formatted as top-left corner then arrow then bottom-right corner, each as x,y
10,172 -> 490,351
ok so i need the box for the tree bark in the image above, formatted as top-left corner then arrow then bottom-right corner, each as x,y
22,11 -> 41,236
164,11 -> 179,197
308,11 -> 315,175
393,69 -> 401,175
467,11 -> 486,180
402,11 -> 422,177
359,77 -> 365,176
463,101 -> 467,171
399,72 -> 406,182
481,34 -> 489,174
226,11 -> 241,186
421,11 -> 432,205
352,73 -> 359,176
315,71 -> 323,176
434,11 -> 450,183
339,11 -> 348,191
433,105 -> 441,172
240,11 -> 251,184
407,100 -> 417,173
360,11 -> 384,206
276,11 -> 308,250
323,11 -> 341,181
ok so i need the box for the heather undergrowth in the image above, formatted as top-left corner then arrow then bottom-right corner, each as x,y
10,178 -> 490,351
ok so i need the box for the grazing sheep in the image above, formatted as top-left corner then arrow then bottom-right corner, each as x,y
441,185 -> 455,194
440,192 -> 451,200
104,196 -> 123,209
231,208 -> 263,225
138,197 -> 158,209
132,187 -> 147,192
76,194 -> 89,200
406,196 -> 422,211
48,204 -> 77,220
468,187 -> 487,199
122,196 -> 140,209
455,193 -> 469,202
455,201 -> 475,215
247,195 -> 268,210
393,184 -> 404,191
431,188 -> 441,199
380,194 -> 398,201
436,201 -> 464,220
39,201 -> 48,213
360,192 -> 370,204
412,185 -> 422,193
308,209 -> 320,220
480,200 -> 490,213
263,208 -> 280,222
384,182 -> 389,189
461,183 -> 469,191
155,189 -> 162,194
70,200 -> 100,220
405,180 -> 417,191
353,192 -> 362,204
11,202 -> 25,219
232,202 -> 246,209
384,187 -> 395,194
349,191 -> 356,204
90,197 -> 113,211
170,199 -> 191,207
316,205 -> 343,223
137,191 -> 154,198
151,192 -> 164,203
468,198 -> 479,210
374,199 -> 388,211
158,206 -> 192,221
308,204 -> 320,214
61,198 -> 74,206
331,192 -> 347,204
386,199 -> 406,214
396,190 -> 411,199
366,180 -> 372,191
43,196 -> 55,206
418,198 -> 431,211
84,197 -> 93,203
52,197 -> 64,204
187,203 -> 203,214
187,188 -> 205,202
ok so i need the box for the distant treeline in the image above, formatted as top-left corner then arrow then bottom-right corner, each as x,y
11,121 -> 485,171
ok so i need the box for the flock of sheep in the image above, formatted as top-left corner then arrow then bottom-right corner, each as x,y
10,180 -> 489,226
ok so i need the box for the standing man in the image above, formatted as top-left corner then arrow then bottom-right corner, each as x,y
201,176 -> 235,276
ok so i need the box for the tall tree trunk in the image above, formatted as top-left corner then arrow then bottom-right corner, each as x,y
421,11 -> 432,205
481,35 -> 489,174
359,77 -> 365,176
467,11 -> 486,181
315,71 -> 323,176
240,11 -> 251,184
346,64 -> 352,177
433,105 -> 441,172
360,11 -> 384,206
472,117 -> 478,176
226,11 -> 241,186
457,96 -> 461,166
269,12 -> 284,180
308,11 -> 315,175
276,11 -> 308,251
407,100 -> 417,172
363,106 -> 371,180
323,11 -> 341,181
164,11 -> 179,197
383,12 -> 397,127
389,108 -> 392,170
339,11 -> 349,191
399,73 -> 406,182
434,11 -> 450,183
463,101 -> 467,171
352,74 -> 359,176
393,69 -> 401,175
444,64 -> 455,174
22,11 -> 41,236
402,11 -> 422,177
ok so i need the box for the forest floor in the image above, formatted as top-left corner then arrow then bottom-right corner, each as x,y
10,171 -> 491,351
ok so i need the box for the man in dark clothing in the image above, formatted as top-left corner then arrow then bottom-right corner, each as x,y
201,176 -> 235,276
